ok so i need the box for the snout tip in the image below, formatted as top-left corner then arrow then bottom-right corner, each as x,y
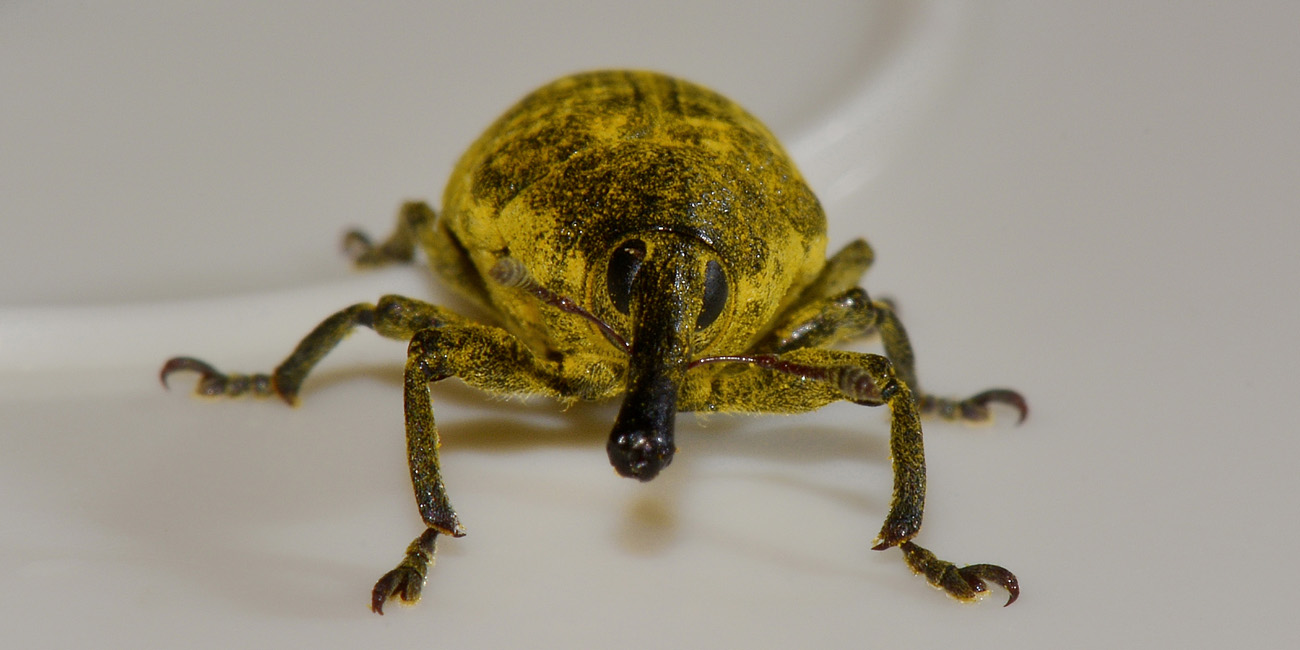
607,429 -> 675,482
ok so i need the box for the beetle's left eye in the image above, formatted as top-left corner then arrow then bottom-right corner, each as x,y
696,260 -> 727,330
607,240 -> 646,315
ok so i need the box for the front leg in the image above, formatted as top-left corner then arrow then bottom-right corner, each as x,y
901,541 -> 1019,606
370,324 -> 572,614
688,349 -> 925,547
684,349 -> 1018,605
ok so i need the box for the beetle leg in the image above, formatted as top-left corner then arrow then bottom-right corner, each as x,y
756,238 -> 873,348
160,295 -> 471,404
343,201 -> 437,268
758,238 -> 1026,424
683,348 -> 1017,605
371,322 -> 575,614
687,350 -> 924,546
763,287 -> 1027,425
846,298 -> 1027,424
760,287 -> 923,403
344,201 -> 497,317
370,337 -> 466,615
917,389 -> 1028,425
864,296 -> 1027,423
370,528 -> 439,614
900,541 -> 1019,606
795,238 -> 876,304
759,286 -> 878,354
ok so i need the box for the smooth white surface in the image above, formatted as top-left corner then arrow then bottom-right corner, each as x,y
3,2 -> 1298,648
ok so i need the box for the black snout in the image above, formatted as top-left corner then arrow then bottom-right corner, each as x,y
604,237 -> 708,482
608,374 -> 677,481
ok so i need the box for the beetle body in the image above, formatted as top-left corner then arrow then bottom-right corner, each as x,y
436,72 -> 825,387
162,70 -> 1025,613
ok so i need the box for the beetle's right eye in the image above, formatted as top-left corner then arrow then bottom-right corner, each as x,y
607,239 -> 646,315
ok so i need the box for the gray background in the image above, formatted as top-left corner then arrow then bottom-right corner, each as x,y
3,2 -> 1297,648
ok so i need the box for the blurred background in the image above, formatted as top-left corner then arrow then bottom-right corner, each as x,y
3,2 -> 1297,648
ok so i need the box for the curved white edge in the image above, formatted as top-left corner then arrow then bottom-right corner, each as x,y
788,1 -> 968,210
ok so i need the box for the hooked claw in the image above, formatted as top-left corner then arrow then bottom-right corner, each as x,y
370,528 -> 439,615
955,562 -> 1020,607
900,541 -> 1020,606
370,564 -> 427,615
921,388 -> 1028,424
159,356 -> 279,401
967,388 -> 1029,425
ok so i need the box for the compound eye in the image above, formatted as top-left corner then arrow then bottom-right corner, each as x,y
696,260 -> 727,330
607,239 -> 646,315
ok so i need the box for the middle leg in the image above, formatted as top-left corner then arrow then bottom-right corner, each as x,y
161,294 -> 473,404
762,301 -> 1024,425
757,238 -> 1026,423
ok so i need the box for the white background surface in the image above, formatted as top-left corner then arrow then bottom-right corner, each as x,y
3,2 -> 1298,648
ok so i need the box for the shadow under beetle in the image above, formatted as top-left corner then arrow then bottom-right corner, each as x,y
162,70 -> 1027,613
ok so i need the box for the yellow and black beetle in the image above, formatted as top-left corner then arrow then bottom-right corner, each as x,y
162,70 -> 1026,613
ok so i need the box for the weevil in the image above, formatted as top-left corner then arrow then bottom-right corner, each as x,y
162,70 -> 1027,613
